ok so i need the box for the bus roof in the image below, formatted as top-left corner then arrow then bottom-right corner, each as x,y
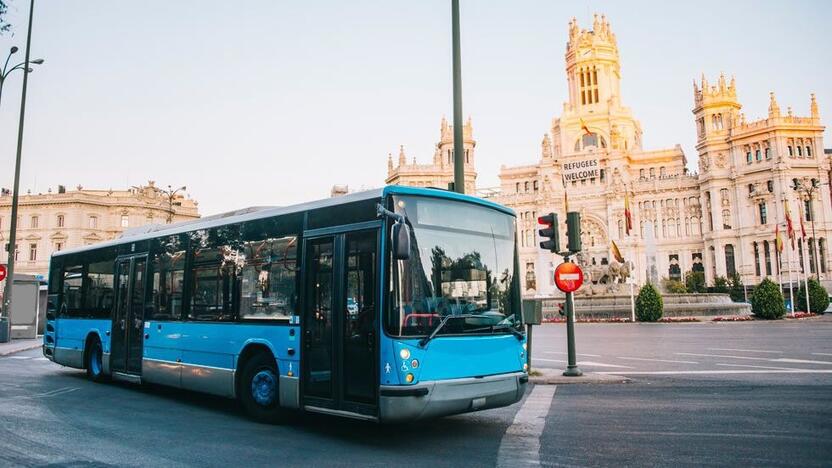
52,185 -> 514,258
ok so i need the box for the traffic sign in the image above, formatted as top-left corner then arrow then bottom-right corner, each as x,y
0,265 -> 6,282
554,262 -> 583,293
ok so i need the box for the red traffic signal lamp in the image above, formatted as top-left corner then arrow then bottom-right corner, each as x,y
538,212 -> 560,253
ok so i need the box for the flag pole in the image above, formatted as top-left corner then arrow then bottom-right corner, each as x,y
799,199 -> 811,313
786,239 -> 796,316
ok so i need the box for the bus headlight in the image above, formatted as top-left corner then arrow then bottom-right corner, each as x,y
399,348 -> 411,360
410,359 -> 419,369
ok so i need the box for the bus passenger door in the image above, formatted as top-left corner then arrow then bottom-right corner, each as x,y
111,255 -> 147,376
302,228 -> 379,417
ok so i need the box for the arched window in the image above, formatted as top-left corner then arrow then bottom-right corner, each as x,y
524,181 -> 529,192
809,238 -> 817,273
753,242 -> 761,276
685,217 -> 691,236
765,147 -> 771,159
724,244 -> 736,277
515,182 -> 520,193
56,214 -> 64,228
764,240 -> 772,275
574,132 -> 607,151
722,209 -> 732,230
755,148 -> 762,161
759,203 -> 768,224
820,238 -> 827,273
533,180 -> 539,192
767,180 -> 774,193
806,145 -> 813,158
797,146 -> 803,157
691,217 -> 700,236
639,169 -> 645,179
649,168 -> 655,178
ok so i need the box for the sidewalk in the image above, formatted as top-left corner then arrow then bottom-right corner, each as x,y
0,337 -> 42,356
530,367 -> 629,385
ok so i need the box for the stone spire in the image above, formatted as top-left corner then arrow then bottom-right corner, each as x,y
541,134 -> 553,159
398,145 -> 406,166
811,93 -> 819,118
387,153 -> 393,173
768,92 -> 780,118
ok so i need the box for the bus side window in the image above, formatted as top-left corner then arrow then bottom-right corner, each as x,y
62,264 -> 84,316
187,227 -> 240,322
149,235 -> 186,321
239,235 -> 298,321
85,260 -> 115,318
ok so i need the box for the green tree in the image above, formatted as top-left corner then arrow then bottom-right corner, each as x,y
728,272 -> 746,302
684,271 -> 706,293
661,278 -> 687,294
712,276 -> 730,294
750,277 -> 786,319
636,283 -> 663,322
796,278 -> 830,314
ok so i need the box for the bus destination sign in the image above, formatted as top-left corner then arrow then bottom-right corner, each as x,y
562,159 -> 600,182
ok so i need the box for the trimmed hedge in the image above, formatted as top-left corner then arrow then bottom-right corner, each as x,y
685,271 -> 706,293
636,283 -> 663,322
750,278 -> 786,319
729,272 -> 746,303
712,276 -> 730,294
797,278 -> 830,314
662,278 -> 687,294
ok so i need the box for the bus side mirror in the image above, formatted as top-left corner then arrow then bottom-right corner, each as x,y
392,222 -> 411,260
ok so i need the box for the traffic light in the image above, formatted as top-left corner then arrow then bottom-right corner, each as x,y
557,302 -> 565,316
537,213 -> 560,253
566,211 -> 582,253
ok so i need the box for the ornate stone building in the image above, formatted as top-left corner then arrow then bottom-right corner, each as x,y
384,14 -> 829,295
0,181 -> 200,277
493,15 -> 828,294
385,116 -> 477,194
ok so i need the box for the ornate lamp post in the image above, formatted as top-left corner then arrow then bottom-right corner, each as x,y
161,185 -> 187,224
0,46 -> 44,109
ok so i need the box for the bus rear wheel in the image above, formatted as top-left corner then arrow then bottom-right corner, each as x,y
85,337 -> 106,382
239,352 -> 287,423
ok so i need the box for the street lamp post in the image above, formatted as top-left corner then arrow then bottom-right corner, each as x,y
0,46 -> 44,109
161,185 -> 187,224
1,0 -> 40,343
793,177 -> 824,280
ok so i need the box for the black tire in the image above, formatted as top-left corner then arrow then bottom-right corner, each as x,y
85,337 -> 106,382
239,352 -> 287,423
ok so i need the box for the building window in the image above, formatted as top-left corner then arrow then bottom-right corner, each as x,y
755,149 -> 761,161
759,203 -> 768,224
659,167 -> 666,178
30,215 -> 39,228
788,146 -> 794,157
121,215 -> 129,228
798,239 -> 805,273
820,238 -> 827,273
767,180 -> 774,193
57,214 -> 64,228
533,180 -> 539,192
753,242 -> 761,276
640,169 -> 645,179
764,240 -> 772,275
89,216 -> 98,229
28,243 -> 37,262
692,252 -> 704,272
524,181 -> 529,192
725,244 -> 736,277
668,254 -> 681,281
809,239 -> 817,274
649,168 -> 655,178
515,182 -> 520,193
805,199 -> 813,222
806,145 -> 813,158
722,210 -> 731,230
54,242 -> 63,252
797,146 -> 803,157
748,183 -> 754,195
746,152 -> 752,164
765,147 -> 771,159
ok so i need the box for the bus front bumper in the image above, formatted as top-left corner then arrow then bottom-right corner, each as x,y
378,372 -> 527,423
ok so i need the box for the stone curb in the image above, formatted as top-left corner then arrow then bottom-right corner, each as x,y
529,369 -> 629,385
0,340 -> 42,357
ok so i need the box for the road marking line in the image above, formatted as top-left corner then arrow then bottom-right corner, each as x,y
497,385 -> 556,467
676,352 -> 770,361
617,356 -> 699,364
716,363 -> 801,371
543,351 -> 601,357
708,348 -> 783,354
7,356 -> 32,360
596,370 -> 832,375
774,358 -> 832,365
33,357 -> 48,361
533,358 -> 633,369
811,352 -> 832,357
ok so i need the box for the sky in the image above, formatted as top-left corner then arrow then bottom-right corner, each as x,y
0,0 -> 830,216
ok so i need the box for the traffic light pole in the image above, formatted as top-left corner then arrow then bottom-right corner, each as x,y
561,254 -> 583,377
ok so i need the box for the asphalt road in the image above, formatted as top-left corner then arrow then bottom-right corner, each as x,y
1,317 -> 830,467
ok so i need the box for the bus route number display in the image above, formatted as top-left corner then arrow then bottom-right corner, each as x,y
554,262 -> 583,293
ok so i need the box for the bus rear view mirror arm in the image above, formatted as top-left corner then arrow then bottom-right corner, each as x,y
377,203 -> 410,260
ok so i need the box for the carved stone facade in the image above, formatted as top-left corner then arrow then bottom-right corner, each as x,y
0,182 -> 200,277
491,15 -> 829,294
385,117 -> 477,194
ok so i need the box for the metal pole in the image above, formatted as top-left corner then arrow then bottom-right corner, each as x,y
1,0 -> 35,343
451,0 -> 465,194
801,237 -> 811,312
629,281 -> 635,322
525,323 -> 533,371
562,255 -> 582,377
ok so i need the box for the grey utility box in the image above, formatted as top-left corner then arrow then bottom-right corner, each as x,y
522,299 -> 543,325
10,274 -> 42,339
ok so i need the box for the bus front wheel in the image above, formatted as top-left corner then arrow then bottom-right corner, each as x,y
239,352 -> 287,423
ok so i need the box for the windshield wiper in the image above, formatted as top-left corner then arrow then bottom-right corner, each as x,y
492,324 -> 525,340
419,314 -> 476,348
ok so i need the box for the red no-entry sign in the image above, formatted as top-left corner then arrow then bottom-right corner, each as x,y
0,265 -> 6,282
554,262 -> 583,293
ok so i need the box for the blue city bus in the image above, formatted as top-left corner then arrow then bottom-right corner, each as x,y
43,186 -> 527,423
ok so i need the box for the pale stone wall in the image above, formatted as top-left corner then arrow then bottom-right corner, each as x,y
0,181 -> 200,278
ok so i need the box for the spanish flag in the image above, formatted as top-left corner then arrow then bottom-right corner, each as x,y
611,240 -> 625,263
784,200 -> 795,249
798,201 -> 807,239
624,193 -> 632,236
775,224 -> 784,253
579,118 -> 592,136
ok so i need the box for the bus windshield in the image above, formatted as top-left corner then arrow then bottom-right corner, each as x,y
388,195 -> 520,337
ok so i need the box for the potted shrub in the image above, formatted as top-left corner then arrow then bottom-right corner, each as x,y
750,278 -> 786,319
636,283 -> 663,322
796,278 -> 830,314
